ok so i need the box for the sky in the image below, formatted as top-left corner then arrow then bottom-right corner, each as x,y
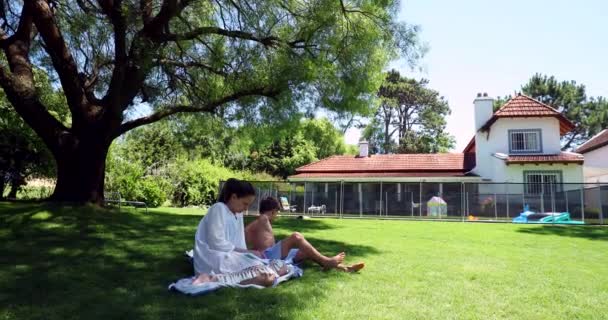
344,0 -> 608,151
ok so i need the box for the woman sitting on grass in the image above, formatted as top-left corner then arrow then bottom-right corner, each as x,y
192,178 -> 271,286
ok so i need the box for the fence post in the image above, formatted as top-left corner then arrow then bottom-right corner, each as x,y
551,185 -> 556,213
408,191 -> 414,218
494,190 -> 498,221
359,183 -> 363,218
461,182 -> 465,222
505,183 -> 510,219
303,182 -> 307,216
598,181 -> 604,225
340,181 -> 344,219
540,192 -> 545,214
379,181 -> 383,217
580,185 -> 585,223
385,192 -> 388,216
335,190 -> 338,216
419,181 -> 423,217
565,186 -> 569,214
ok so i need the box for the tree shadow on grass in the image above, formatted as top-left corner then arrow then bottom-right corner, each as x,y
0,203 -> 378,320
516,225 -> 608,241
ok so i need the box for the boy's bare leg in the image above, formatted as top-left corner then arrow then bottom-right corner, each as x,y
281,232 -> 345,269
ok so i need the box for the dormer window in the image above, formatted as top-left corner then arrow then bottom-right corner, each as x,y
509,129 -> 542,154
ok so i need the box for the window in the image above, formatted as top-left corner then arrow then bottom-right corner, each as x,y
524,171 -> 562,195
509,129 -> 542,153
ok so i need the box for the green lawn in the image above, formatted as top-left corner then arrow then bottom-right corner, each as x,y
1,202 -> 607,320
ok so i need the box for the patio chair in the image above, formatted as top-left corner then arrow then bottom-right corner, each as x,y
279,196 -> 297,213
307,204 -> 326,215
104,191 -> 148,213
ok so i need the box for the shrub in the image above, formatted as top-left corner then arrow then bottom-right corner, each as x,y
167,158 -> 243,207
105,152 -> 170,208
16,185 -> 54,200
138,176 -> 169,208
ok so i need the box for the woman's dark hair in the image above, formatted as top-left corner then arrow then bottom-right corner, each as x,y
218,178 -> 256,203
259,197 -> 280,214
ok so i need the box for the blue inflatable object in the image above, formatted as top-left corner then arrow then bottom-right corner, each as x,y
512,205 -> 584,224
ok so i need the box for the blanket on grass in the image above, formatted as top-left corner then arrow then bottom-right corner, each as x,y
168,249 -> 302,296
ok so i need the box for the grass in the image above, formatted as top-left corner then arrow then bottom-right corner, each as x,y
1,202 -> 608,320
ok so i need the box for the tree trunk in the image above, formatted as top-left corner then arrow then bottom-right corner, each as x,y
49,136 -> 110,205
7,179 -> 20,199
0,176 -> 5,200
383,117 -> 391,154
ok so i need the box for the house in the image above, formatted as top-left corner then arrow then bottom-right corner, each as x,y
465,93 -> 584,194
287,93 -> 585,216
291,93 -> 584,187
576,129 -> 608,183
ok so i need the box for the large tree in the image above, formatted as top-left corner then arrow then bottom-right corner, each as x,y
0,0 -> 421,203
495,74 -> 608,150
0,68 -> 68,199
363,69 -> 454,153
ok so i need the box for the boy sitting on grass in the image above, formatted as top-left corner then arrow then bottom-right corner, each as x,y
245,197 -> 364,272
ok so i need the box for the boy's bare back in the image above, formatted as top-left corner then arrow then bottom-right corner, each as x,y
245,214 -> 276,251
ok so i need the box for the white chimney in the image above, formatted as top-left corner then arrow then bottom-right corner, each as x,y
474,92 -> 494,131
358,140 -> 369,157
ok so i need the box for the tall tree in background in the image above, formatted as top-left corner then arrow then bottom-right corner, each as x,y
495,74 -> 608,150
300,118 -> 347,159
0,0 -> 423,203
363,70 -> 454,153
248,118 -> 348,178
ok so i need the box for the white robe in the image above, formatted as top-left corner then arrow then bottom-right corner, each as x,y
193,202 -> 261,275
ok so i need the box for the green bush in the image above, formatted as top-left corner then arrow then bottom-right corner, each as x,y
16,185 -> 54,200
105,153 -> 171,208
167,158 -> 243,207
105,157 -> 145,201
138,176 -> 169,208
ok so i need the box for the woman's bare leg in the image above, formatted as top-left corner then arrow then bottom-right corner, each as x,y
239,273 -> 276,287
192,273 -> 213,285
193,271 -> 277,287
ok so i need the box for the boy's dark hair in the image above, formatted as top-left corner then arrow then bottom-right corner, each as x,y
259,197 -> 280,214
218,178 -> 256,203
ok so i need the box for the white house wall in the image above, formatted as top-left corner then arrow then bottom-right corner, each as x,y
478,163 -> 582,194
582,147 -> 608,183
474,117 -> 562,182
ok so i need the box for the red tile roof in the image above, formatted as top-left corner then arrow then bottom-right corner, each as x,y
575,129 -> 608,154
290,172 -> 473,178
295,153 -> 476,174
480,94 -> 575,135
504,152 -> 584,165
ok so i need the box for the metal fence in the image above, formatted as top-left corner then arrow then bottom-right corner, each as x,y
231,181 -> 608,225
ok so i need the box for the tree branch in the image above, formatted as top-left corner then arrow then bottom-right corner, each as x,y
31,0 -> 87,122
115,86 -> 280,137
0,66 -> 67,153
143,0 -> 193,34
156,58 -> 227,76
158,26 -> 288,48
140,0 -> 153,24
